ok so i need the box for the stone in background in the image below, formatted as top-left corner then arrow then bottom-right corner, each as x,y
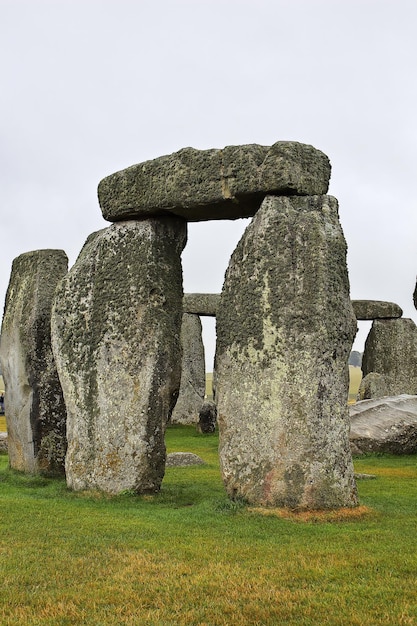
0,250 -> 68,474
361,318 -> 417,398
170,313 -> 206,425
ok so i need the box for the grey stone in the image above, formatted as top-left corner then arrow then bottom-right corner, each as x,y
170,314 -> 206,425
215,194 -> 358,510
354,473 -> 377,479
197,400 -> 217,434
361,318 -> 417,397
0,250 -> 68,474
183,293 -> 220,317
165,452 -> 205,467
352,300 -> 403,320
0,432 -> 8,454
350,395 -> 417,454
98,142 -> 331,222
51,218 -> 186,494
358,372 -> 387,401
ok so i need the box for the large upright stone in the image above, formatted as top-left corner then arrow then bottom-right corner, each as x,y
361,318 -> 417,397
215,195 -> 358,509
0,250 -> 68,474
170,313 -> 206,425
51,218 -> 186,494
98,142 -> 331,222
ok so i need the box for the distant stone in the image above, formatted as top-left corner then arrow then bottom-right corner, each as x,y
349,351 -> 362,367
166,452 -> 205,467
413,280 -> 417,310
358,372 -> 387,401
197,400 -> 217,434
183,293 -> 220,317
0,432 -> 8,454
352,300 -> 403,320
350,395 -> 417,454
361,318 -> 417,397
51,219 -> 186,494
170,314 -> 206,425
98,142 -> 331,222
0,250 -> 68,475
354,473 -> 377,480
216,194 -> 358,510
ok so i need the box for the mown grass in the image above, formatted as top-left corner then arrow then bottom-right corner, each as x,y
0,425 -> 416,625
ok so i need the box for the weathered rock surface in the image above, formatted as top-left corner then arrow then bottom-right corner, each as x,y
98,142 -> 331,222
166,452 -> 205,467
197,400 -> 217,434
352,300 -> 403,320
51,218 -> 187,494
183,293 -> 220,317
361,318 -> 417,397
358,372 -> 387,401
215,195 -> 358,510
350,395 -> 417,454
0,250 -> 68,474
170,314 -> 206,425
0,432 -> 8,454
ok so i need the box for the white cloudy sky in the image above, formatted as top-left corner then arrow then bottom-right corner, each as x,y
1,0 -> 416,369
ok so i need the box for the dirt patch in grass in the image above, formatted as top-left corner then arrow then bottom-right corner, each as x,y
248,505 -> 375,523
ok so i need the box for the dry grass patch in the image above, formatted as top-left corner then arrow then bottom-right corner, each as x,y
248,504 -> 375,523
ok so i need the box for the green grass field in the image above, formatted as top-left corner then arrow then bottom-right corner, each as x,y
0,425 -> 416,625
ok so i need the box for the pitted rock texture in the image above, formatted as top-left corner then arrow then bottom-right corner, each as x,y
183,293 -> 220,317
358,372 -> 387,401
98,142 -> 331,222
361,318 -> 417,398
170,314 -> 206,425
0,432 -> 8,454
0,250 -> 68,475
215,195 -> 358,510
350,395 -> 417,454
166,452 -> 205,467
51,218 -> 186,494
351,300 -> 403,320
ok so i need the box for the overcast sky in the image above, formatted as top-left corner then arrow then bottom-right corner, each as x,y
1,0 -> 416,369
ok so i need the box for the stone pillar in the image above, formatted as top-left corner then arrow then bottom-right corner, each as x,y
215,195 -> 358,510
170,313 -> 206,425
51,218 -> 186,494
360,318 -> 417,398
0,250 -> 68,474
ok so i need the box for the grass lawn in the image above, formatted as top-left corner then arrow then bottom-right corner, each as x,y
0,425 -> 416,625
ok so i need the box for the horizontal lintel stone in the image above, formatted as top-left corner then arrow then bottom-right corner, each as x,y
352,300 -> 403,320
98,141 -> 331,222
183,294 -> 220,317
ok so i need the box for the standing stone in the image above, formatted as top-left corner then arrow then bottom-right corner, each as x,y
413,279 -> 417,311
51,218 -> 186,494
0,250 -> 68,474
361,319 -> 417,397
216,195 -> 358,509
170,313 -> 206,425
197,400 -> 217,434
